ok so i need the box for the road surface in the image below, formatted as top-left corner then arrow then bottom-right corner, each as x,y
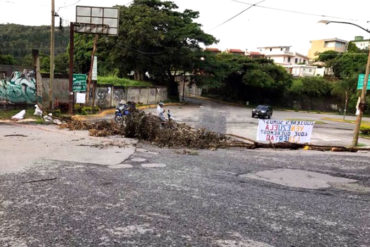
0,123 -> 369,246
145,97 -> 370,147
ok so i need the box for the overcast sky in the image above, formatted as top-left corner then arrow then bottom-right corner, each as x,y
1,0 -> 369,54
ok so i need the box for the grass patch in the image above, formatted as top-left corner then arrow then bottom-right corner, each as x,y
0,107 -> 37,120
98,76 -> 153,87
322,117 -> 370,126
284,118 -> 326,125
356,143 -> 367,147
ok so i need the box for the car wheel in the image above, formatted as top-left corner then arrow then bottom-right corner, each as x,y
267,115 -> 271,119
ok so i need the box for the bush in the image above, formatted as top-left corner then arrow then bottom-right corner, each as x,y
73,105 -> 100,115
360,125 -> 370,136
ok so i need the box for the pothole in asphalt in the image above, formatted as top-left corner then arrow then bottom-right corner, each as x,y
141,163 -> 166,168
240,169 -> 357,189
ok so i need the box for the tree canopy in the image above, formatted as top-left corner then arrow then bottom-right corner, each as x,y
73,0 -> 216,99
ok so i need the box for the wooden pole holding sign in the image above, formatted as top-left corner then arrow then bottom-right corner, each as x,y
68,22 -> 74,115
352,44 -> 370,147
86,34 -> 99,105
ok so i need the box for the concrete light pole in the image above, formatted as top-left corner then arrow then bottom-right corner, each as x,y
319,20 -> 370,147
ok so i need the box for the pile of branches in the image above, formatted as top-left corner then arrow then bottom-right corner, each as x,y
124,111 -> 229,149
61,111 -> 369,152
61,111 -> 229,149
60,120 -> 124,137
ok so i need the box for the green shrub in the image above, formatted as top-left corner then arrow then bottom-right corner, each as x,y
360,125 -> 370,136
52,109 -> 61,117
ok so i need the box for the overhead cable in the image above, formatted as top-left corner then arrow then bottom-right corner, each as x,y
232,0 -> 370,23
212,0 -> 267,30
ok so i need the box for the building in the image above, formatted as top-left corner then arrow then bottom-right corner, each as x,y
257,45 -> 328,77
225,49 -> 245,56
245,51 -> 265,59
257,46 -> 308,66
205,48 -> 222,54
350,36 -> 370,50
308,38 -> 347,60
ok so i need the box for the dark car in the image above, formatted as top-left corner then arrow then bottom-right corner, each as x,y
252,105 -> 273,119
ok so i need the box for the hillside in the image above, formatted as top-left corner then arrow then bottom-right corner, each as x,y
0,24 -> 69,58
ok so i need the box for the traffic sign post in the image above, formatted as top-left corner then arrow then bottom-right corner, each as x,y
73,74 -> 87,92
357,74 -> 370,90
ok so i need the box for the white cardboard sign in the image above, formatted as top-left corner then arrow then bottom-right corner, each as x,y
76,93 -> 86,104
257,120 -> 315,143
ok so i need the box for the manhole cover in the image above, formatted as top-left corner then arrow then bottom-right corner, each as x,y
241,169 -> 357,189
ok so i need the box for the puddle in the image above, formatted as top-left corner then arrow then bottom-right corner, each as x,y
241,169 -> 357,189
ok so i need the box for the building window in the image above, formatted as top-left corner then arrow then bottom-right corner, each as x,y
270,48 -> 272,51
295,58 -> 298,63
303,60 -> 306,63
288,57 -> 291,63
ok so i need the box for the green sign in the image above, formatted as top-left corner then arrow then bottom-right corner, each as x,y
73,74 -> 87,92
357,74 -> 370,90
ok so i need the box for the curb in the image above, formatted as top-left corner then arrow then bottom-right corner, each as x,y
72,102 -> 184,121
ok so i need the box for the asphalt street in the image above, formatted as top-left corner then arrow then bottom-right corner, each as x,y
1,138 -> 369,246
144,97 -> 370,147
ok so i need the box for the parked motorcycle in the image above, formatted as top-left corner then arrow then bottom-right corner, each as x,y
115,101 -> 132,125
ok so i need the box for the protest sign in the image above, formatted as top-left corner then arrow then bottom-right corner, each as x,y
257,120 -> 315,143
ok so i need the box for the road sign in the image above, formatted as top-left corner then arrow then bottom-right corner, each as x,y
357,74 -> 370,90
73,74 -> 87,92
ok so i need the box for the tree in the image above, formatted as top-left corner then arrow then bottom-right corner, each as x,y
0,54 -> 15,65
331,77 -> 357,119
73,0 -> 217,99
197,53 -> 292,104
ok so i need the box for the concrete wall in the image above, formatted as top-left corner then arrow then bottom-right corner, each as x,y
178,81 -> 202,98
40,77 -> 168,108
93,86 -> 167,108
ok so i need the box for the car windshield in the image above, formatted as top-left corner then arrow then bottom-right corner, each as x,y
256,105 -> 268,110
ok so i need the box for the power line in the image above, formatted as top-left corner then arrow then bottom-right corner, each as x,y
232,0 -> 370,23
57,0 -> 82,12
212,0 -> 267,30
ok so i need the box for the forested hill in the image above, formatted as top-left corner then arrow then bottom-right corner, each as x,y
0,24 -> 69,58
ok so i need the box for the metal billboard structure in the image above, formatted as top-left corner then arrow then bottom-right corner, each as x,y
75,6 -> 119,36
68,6 -> 119,113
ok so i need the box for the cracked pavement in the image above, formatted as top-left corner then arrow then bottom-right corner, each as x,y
0,123 -> 369,246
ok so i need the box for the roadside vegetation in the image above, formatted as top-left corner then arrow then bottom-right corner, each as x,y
97,76 -> 153,87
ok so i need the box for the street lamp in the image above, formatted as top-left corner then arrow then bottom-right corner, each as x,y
319,20 -> 370,147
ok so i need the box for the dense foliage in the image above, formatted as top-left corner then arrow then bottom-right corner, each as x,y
0,24 -> 69,59
198,53 -> 292,105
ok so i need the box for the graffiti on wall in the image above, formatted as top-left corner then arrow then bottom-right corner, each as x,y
0,70 -> 36,104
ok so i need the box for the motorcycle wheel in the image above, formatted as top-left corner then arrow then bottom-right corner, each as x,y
114,115 -> 123,124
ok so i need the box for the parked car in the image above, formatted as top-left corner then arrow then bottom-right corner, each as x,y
252,105 -> 273,119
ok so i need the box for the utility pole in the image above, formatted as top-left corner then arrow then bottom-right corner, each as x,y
49,0 -> 55,110
319,20 -> 370,147
86,34 -> 99,105
352,45 -> 370,146
68,22 -> 75,115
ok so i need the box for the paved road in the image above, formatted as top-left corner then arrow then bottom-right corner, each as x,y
1,138 -> 369,246
145,97 -> 370,147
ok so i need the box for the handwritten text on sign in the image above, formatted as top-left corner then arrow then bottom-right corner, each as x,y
257,120 -> 315,143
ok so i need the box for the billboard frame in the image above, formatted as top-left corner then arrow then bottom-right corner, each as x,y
75,5 -> 119,36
